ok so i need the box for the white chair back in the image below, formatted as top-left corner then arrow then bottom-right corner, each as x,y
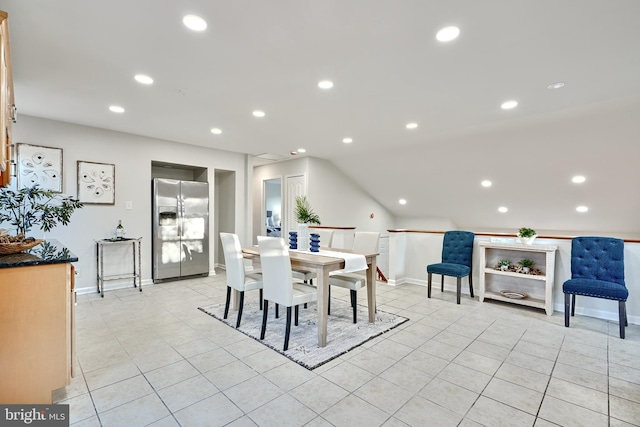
220,233 -> 246,291
352,231 -> 380,253
257,236 -> 294,306
314,229 -> 334,248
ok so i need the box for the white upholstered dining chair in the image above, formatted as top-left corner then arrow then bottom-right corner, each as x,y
329,231 -> 379,323
257,236 -> 318,351
220,232 -> 263,328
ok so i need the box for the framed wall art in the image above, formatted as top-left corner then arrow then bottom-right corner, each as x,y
16,143 -> 63,192
77,161 -> 115,205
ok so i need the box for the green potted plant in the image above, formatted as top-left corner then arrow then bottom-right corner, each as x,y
498,259 -> 511,271
294,196 -> 321,225
294,196 -> 321,250
518,227 -> 537,245
518,258 -> 535,273
0,185 -> 83,251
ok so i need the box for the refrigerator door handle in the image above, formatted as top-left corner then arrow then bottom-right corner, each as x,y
176,195 -> 182,237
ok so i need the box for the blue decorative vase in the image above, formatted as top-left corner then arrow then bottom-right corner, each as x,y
310,233 -> 320,252
289,231 -> 298,249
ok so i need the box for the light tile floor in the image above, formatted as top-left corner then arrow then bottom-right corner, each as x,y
55,271 -> 640,427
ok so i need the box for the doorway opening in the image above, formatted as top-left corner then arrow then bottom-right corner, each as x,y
264,178 -> 282,237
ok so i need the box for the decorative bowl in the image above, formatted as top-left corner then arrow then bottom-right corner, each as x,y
499,290 -> 528,299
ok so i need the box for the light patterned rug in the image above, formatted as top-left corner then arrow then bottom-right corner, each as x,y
198,298 -> 409,370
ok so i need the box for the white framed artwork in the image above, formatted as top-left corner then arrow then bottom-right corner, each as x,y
16,143 -> 63,192
77,161 -> 115,205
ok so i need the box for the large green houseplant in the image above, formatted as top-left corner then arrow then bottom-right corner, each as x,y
0,185 -> 83,237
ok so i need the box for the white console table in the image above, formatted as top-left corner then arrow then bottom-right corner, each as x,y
478,241 -> 558,315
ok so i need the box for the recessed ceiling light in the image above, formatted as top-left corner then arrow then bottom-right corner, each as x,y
498,207 -> 508,213
297,148 -> 306,153
183,15 -> 207,31
436,26 -> 460,42
547,82 -> 565,90
134,74 -> 153,85
343,137 -> 353,143
109,105 -> 125,113
576,206 -> 589,213
572,175 -> 586,184
399,199 -> 407,205
406,122 -> 418,129
252,110 -> 265,118
318,80 -> 334,89
501,100 -> 518,110
210,128 -> 222,134
481,180 -> 492,187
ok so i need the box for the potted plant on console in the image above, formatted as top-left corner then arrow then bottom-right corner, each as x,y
294,195 -> 321,250
518,258 -> 535,274
0,185 -> 83,254
498,259 -> 511,271
518,227 -> 537,245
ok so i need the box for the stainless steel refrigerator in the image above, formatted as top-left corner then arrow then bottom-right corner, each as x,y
152,178 -> 209,282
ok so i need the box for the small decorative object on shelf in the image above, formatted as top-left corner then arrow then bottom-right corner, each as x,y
499,290 -> 528,299
289,231 -> 298,249
310,233 -> 320,252
498,259 -> 511,271
518,227 -> 537,245
518,258 -> 535,273
115,219 -> 125,239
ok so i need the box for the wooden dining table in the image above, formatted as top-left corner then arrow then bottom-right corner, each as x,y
241,246 -> 378,347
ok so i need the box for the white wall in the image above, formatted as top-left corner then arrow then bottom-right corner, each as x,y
389,231 -> 640,325
8,115 -> 252,293
253,157 -> 396,242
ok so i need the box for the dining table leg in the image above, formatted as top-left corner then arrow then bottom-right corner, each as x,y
316,266 -> 329,347
366,256 -> 377,322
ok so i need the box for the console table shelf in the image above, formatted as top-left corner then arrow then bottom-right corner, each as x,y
478,242 -> 558,316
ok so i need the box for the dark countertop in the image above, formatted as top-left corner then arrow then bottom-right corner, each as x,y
0,239 -> 78,268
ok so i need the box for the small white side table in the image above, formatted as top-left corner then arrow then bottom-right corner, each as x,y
478,241 -> 557,315
96,237 -> 142,297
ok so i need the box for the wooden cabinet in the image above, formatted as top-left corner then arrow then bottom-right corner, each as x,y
478,242 -> 558,315
0,9 -> 15,187
0,262 -> 75,404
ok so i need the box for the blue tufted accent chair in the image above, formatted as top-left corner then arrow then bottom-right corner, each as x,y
426,231 -> 475,304
563,236 -> 628,338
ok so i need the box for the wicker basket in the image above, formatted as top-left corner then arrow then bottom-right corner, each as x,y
0,239 -> 44,255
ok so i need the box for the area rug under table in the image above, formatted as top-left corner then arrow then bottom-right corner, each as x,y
198,298 -> 409,370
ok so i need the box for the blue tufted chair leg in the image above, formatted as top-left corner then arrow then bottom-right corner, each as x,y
468,275 -> 474,298
427,272 -> 433,298
564,293 -> 571,327
571,294 -> 576,316
619,301 -> 626,339
456,277 -> 461,304
441,275 -> 445,292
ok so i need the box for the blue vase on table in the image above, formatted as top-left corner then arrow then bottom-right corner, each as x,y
289,231 -> 298,249
310,233 -> 320,252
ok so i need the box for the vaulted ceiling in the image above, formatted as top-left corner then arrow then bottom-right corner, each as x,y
2,0 -> 639,235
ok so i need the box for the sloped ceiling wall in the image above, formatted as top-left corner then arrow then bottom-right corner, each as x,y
329,97 -> 640,237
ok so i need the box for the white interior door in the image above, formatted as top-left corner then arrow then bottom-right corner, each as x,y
284,174 -> 306,236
